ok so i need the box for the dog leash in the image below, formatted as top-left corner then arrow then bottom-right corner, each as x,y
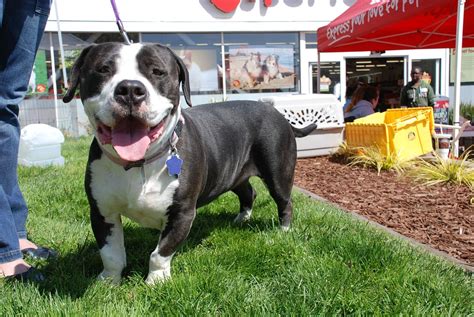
110,0 -> 132,45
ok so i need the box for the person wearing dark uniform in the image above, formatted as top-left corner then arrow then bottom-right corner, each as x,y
400,67 -> 435,107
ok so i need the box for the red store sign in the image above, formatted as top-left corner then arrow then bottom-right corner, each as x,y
211,0 -> 273,13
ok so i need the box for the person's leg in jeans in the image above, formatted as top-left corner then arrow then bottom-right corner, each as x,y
0,105 -> 30,276
0,0 -> 51,277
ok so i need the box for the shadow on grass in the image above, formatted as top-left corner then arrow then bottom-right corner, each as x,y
34,197 -> 278,298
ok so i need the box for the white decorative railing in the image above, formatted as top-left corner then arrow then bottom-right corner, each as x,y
278,105 -> 343,129
260,94 -> 344,129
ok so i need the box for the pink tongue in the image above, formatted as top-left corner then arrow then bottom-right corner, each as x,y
112,118 -> 150,161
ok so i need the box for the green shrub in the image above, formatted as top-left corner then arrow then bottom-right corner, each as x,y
461,102 -> 474,121
448,102 -> 474,124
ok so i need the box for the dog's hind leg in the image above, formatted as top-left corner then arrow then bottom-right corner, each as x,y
257,142 -> 296,231
232,180 -> 257,224
146,205 -> 196,285
92,211 -> 126,285
267,184 -> 293,231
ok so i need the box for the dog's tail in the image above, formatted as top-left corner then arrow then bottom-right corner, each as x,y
291,123 -> 317,138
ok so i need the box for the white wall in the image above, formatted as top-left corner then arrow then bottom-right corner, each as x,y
46,0 -> 355,32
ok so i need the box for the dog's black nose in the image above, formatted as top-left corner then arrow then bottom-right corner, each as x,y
114,80 -> 148,107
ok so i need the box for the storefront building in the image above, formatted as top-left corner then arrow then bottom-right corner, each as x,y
39,0 -> 472,107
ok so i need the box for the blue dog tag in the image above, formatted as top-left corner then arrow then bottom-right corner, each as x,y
166,153 -> 183,177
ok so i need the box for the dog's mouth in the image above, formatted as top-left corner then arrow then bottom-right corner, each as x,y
96,117 -> 166,162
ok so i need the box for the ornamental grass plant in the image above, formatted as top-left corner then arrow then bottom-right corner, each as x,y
333,143 -> 411,175
334,143 -> 474,189
406,149 -> 474,189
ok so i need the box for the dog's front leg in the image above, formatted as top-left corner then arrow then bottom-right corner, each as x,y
146,206 -> 196,285
263,73 -> 270,84
91,208 -> 126,285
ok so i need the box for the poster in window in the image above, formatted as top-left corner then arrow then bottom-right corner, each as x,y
174,49 -> 219,92
319,75 -> 331,92
450,48 -> 474,83
228,45 -> 295,90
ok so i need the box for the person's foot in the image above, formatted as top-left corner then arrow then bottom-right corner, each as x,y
8,267 -> 45,282
19,239 -> 38,250
0,259 -> 45,283
20,239 -> 58,260
0,258 -> 30,277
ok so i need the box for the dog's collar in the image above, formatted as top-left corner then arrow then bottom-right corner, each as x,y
98,114 -> 184,171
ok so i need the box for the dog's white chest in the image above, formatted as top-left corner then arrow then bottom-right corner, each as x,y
90,156 -> 178,229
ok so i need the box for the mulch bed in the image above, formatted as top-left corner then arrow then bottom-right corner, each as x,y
294,156 -> 474,267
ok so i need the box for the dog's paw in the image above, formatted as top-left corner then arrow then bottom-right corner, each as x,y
280,225 -> 291,232
233,209 -> 252,224
145,269 -> 171,285
97,270 -> 121,285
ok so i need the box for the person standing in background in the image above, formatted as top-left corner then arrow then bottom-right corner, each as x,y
400,66 -> 435,107
0,0 -> 56,282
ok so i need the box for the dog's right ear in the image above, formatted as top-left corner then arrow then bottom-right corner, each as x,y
63,45 -> 94,103
169,47 -> 192,107
176,55 -> 192,107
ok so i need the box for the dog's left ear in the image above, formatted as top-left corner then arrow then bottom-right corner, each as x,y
163,46 -> 192,107
63,45 -> 94,103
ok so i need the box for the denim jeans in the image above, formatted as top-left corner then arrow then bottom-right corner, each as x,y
0,0 -> 51,263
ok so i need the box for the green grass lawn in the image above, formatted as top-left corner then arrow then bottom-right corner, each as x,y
1,137 -> 473,315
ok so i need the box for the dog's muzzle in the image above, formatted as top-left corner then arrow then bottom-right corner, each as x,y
93,79 -> 172,162
114,80 -> 149,110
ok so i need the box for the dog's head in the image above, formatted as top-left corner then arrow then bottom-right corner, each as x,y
264,54 -> 279,68
246,52 -> 261,68
63,43 -> 191,162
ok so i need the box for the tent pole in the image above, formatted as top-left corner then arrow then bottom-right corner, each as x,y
49,32 -> 59,129
316,51 -> 321,93
452,0 -> 466,157
54,0 -> 68,89
221,32 -> 227,101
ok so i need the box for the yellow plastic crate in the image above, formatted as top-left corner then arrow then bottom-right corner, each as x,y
345,107 -> 435,161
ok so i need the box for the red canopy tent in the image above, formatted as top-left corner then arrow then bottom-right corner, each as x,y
317,0 -> 473,52
316,0 -> 473,155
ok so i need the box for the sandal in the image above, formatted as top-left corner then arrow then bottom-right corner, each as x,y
4,267 -> 45,283
22,246 -> 58,260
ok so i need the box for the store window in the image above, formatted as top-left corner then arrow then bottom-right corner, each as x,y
223,32 -> 299,94
412,59 -> 440,95
73,32 -> 140,44
346,57 -> 404,109
311,62 -> 340,99
449,48 -> 474,85
142,33 -> 223,95
29,32 -> 142,99
305,32 -> 317,49
37,32 -> 301,102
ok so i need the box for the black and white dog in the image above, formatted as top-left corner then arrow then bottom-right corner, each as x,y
63,43 -> 316,285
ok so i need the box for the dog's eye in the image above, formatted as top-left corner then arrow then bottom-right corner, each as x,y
97,65 -> 111,74
152,68 -> 165,77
